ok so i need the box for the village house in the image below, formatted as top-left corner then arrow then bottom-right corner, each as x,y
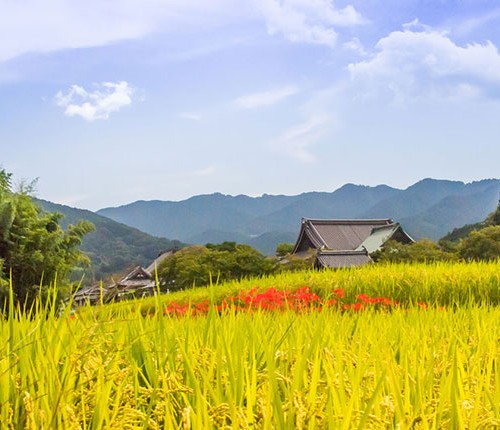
73,250 -> 174,306
292,218 -> 414,268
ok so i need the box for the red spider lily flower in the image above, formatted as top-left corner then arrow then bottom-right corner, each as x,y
356,293 -> 370,303
333,288 -> 345,299
342,303 -> 365,312
162,286 -> 405,317
368,297 -> 396,306
292,286 -> 321,308
164,301 -> 189,316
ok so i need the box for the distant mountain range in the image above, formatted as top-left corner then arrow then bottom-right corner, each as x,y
35,199 -> 183,282
96,178 -> 500,255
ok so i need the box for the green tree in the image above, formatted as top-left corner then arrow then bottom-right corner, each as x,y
459,225 -> 500,261
275,242 -> 295,257
371,239 -> 457,263
0,169 -> 94,307
158,243 -> 275,291
159,246 -> 212,291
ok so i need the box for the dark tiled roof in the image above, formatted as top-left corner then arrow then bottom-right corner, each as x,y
294,218 -> 394,252
316,250 -> 372,268
292,218 -> 413,269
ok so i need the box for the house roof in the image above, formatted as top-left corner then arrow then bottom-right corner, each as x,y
116,266 -> 155,288
293,218 -> 396,252
355,223 -> 409,253
145,250 -> 174,275
292,218 -> 414,269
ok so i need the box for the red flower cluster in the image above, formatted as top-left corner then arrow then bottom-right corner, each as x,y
162,287 -> 406,317
227,286 -> 322,311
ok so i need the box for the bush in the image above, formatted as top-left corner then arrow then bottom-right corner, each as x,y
158,242 -> 276,291
459,225 -> 500,261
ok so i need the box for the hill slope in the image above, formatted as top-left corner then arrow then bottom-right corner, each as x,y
97,178 -> 500,254
36,199 -> 183,282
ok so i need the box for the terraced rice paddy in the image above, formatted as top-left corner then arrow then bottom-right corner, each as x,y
1,261 -> 500,429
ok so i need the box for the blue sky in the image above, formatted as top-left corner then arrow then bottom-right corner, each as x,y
1,0 -> 499,210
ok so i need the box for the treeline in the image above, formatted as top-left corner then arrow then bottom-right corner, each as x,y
372,201 -> 500,263
156,241 -> 312,292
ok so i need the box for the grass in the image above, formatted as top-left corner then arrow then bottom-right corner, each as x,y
1,261 -> 500,428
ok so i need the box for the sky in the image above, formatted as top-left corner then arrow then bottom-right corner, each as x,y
1,0 -> 499,211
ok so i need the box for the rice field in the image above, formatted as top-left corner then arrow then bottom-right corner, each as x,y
1,261 -> 500,429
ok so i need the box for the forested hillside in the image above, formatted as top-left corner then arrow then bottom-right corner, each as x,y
36,199 -> 184,282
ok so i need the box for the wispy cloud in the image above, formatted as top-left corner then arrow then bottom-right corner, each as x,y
343,37 -> 367,56
348,22 -> 500,102
271,114 -> 330,162
55,81 -> 133,121
447,8 -> 500,37
234,85 -> 298,109
0,0 -> 364,64
253,0 -> 364,47
0,0 -> 245,63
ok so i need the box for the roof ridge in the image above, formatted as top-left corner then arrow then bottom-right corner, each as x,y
318,249 -> 369,255
303,218 -> 393,225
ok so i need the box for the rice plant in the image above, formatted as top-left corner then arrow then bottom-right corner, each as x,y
1,261 -> 500,429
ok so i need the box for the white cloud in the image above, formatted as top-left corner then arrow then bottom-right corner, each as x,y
0,0 -> 363,63
55,81 -> 133,121
271,114 -> 330,162
342,37 -> 366,55
253,0 -> 364,47
234,85 -> 298,109
348,25 -> 500,102
0,0 -> 245,63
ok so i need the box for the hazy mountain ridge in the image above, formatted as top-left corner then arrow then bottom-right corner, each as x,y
97,178 -> 500,254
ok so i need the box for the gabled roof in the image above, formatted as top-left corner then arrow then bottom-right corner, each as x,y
122,266 -> 152,281
145,250 -> 173,275
114,266 -> 155,289
355,223 -> 413,253
293,218 -> 396,253
292,218 -> 414,269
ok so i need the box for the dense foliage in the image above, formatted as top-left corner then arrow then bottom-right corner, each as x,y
275,242 -> 295,257
371,239 -> 457,263
0,169 -> 94,307
158,242 -> 276,291
459,225 -> 500,261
